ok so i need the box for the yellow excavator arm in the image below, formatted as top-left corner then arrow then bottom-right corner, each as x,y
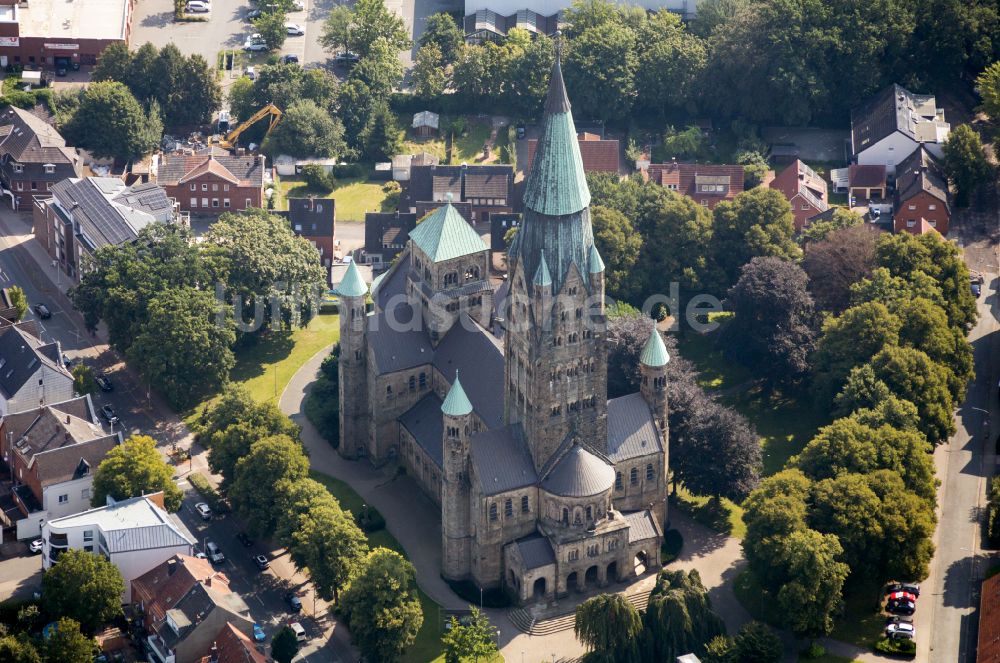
214,103 -> 283,149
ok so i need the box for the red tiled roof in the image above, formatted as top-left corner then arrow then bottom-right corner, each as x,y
132,554 -> 231,626
645,162 -> 744,208
979,573 -> 1000,662
848,164 -> 886,188
526,134 -> 619,174
770,159 -> 828,211
198,623 -> 267,663
179,158 -> 241,185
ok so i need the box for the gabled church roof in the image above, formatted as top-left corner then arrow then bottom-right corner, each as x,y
408,200 -> 487,263
521,59 -> 590,217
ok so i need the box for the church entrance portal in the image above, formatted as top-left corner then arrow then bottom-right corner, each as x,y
532,577 -> 546,599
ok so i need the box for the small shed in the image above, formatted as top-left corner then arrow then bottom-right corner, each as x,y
412,111 -> 440,137
849,164 -> 888,201
19,70 -> 41,87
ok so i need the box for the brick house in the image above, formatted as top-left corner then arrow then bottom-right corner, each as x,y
286,197 -> 335,273
893,147 -> 949,235
527,132 -> 619,174
0,0 -> 133,69
364,210 -> 417,270
646,162 -> 744,209
158,154 -> 265,215
403,164 -> 513,225
0,107 -> 81,211
769,159 -> 829,232
980,572 -> 1000,663
0,394 -> 120,539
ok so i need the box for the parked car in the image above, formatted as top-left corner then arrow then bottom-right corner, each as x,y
195,502 -> 212,521
886,598 -> 916,615
291,0 -> 304,9
206,541 -> 225,564
94,374 -> 113,392
886,582 -> 920,598
254,554 -> 269,570
334,51 -> 360,63
289,622 -> 306,642
285,22 -> 304,35
252,624 -> 266,642
29,539 -> 43,554
282,54 -> 299,64
284,592 -> 302,612
246,7 -> 262,18
99,404 -> 119,424
885,622 -> 915,640
244,41 -> 267,52
33,304 -> 51,319
186,1 -> 211,12
236,532 -> 253,547
887,590 -> 918,604
972,282 -> 982,298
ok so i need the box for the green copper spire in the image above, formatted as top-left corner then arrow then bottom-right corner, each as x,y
441,371 -> 473,417
589,244 -> 605,274
533,252 -> 552,287
335,259 -> 368,298
409,200 -> 487,263
521,58 -> 590,217
640,328 -> 669,367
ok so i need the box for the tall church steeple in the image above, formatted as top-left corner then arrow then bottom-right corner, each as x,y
504,57 -> 608,472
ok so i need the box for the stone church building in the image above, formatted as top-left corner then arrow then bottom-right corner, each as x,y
334,60 -> 668,604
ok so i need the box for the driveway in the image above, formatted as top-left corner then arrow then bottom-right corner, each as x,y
0,551 -> 42,602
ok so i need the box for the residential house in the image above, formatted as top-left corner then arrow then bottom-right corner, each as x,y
527,132 -> 619,174
893,147 -> 950,235
404,164 -> 514,224
42,493 -> 195,601
490,212 -> 521,252
158,154 -> 265,215
980,572 -> 1000,663
646,162 -> 744,209
391,152 -> 438,182
412,111 -> 440,137
286,197 -> 335,274
851,83 -> 950,174
364,210 -> 417,270
33,177 -> 180,283
0,322 -> 74,416
0,288 -> 23,323
848,164 -> 887,201
769,159 -> 829,232
1,394 -> 119,539
132,554 -> 255,663
197,623 -> 266,663
0,107 -> 82,211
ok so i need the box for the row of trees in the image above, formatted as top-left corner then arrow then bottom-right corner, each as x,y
197,387 -> 424,661
70,210 -> 326,408
411,0 -> 1000,124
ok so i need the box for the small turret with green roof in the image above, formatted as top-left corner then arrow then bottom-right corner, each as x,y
640,328 -> 669,367
441,371 -> 473,417
589,244 -> 605,274
533,253 -> 552,287
335,259 -> 368,298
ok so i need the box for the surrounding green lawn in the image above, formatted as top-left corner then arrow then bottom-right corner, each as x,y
671,486 -> 746,539
331,178 -> 397,222
401,117 -> 496,166
674,328 -> 750,390
275,177 -> 332,211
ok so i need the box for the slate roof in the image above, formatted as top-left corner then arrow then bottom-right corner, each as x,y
157,582 -> 250,651
406,165 -> 513,209
365,211 -> 416,257
0,324 -> 70,399
470,424 -> 537,496
895,146 -> 949,208
408,202 -> 488,263
515,533 -> 556,570
288,197 -> 335,237
0,106 -> 79,166
647,162 -> 744,208
399,394 -> 444,468
432,320 -> 504,428
465,172 -> 509,198
373,252 -> 410,310
158,154 -> 265,187
51,178 -> 173,250
851,84 -> 943,155
606,393 -> 663,463
367,303 -> 434,374
540,443 -> 615,497
441,373 -> 473,416
623,510 -> 661,544
640,329 -> 669,367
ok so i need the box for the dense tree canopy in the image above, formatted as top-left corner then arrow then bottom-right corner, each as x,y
801,225 -> 877,312
63,82 -> 161,161
419,13 -> 464,64
290,501 -> 369,602
442,608 -> 500,663
230,435 -> 310,537
91,435 -> 184,511
711,188 -> 800,289
42,550 -> 124,631
943,124 -> 993,207
266,99 -> 347,158
772,528 -> 849,639
42,619 -> 98,663
591,205 -> 642,301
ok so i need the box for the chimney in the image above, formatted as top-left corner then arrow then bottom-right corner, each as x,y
63,432 -> 70,444
167,559 -> 177,576
209,642 -> 219,663
65,414 -> 70,424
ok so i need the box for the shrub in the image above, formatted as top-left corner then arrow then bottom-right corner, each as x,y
874,637 -> 916,658
354,504 -> 385,533
661,528 -> 683,563
331,163 -> 366,179
799,642 -> 826,659
188,472 -> 231,514
300,164 -> 334,193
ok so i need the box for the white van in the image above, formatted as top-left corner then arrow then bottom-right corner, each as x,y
205,541 -> 225,564
186,1 -> 210,11
290,622 -> 307,642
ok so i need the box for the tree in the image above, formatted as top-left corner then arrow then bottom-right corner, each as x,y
92,41 -> 131,82
735,150 -> 769,189
253,11 -> 288,51
605,308 -> 653,398
661,125 -> 706,161
363,101 -> 403,162
870,345 -> 956,442
274,477 -> 340,545
810,301 -> 900,404
943,123 -> 992,206
633,12 -> 706,117
0,636 -> 40,663
711,188 -> 801,288
42,618 -> 98,663
126,42 -> 159,104
895,296 -> 973,400
71,364 -> 95,396
591,205 -> 641,300
641,569 -> 727,661
42,549 -> 124,631
420,13 -> 464,64
351,37 -> 405,96
564,21 -> 637,121
701,635 -> 736,663
290,502 -> 369,602
347,0 -> 410,57
723,257 -> 815,384
341,548 -> 423,662
271,626 -> 299,663
230,435 -> 310,537
574,594 -> 642,662
63,82 -> 161,161
773,528 -> 848,640
91,435 -> 183,511
442,608 -> 500,663
413,44 -> 448,100
794,417 -> 935,503
733,621 -> 782,663
800,207 -> 864,244
801,225 -> 877,312
7,285 -> 27,321
741,469 -> 811,587
266,100 -> 346,158
976,60 -> 1000,122
127,287 -> 235,409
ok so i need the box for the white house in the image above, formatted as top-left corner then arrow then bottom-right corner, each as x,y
464,0 -> 698,18
0,322 -> 74,416
851,84 -> 950,175
42,493 -> 195,602
1,394 -> 121,539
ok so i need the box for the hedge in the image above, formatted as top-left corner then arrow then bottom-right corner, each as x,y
188,472 -> 231,514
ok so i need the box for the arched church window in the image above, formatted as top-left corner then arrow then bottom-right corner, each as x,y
586,506 -> 592,521
646,464 -> 655,481
630,467 -> 638,485
562,508 -> 569,525
615,472 -> 622,490
489,503 -> 498,521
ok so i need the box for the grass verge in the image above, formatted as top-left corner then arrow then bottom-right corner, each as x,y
188,472 -> 230,513
332,178 -> 396,221
670,486 -> 746,538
